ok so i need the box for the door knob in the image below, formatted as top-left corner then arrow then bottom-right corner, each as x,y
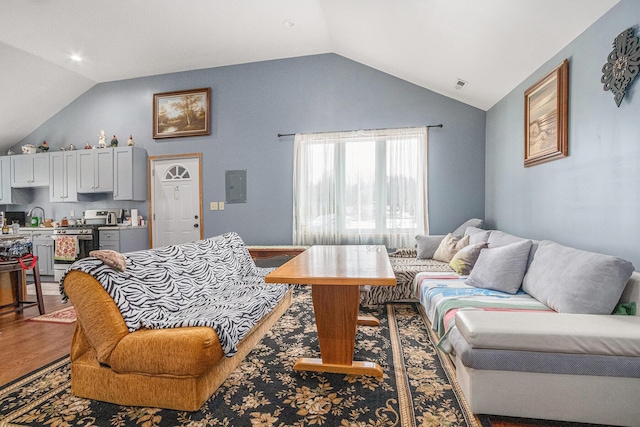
194,215 -> 199,219
194,224 -> 199,228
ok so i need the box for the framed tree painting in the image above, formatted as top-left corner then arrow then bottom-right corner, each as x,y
524,60 -> 568,167
153,87 -> 211,139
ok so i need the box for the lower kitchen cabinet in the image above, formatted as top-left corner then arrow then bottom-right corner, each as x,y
99,227 -> 149,253
19,229 -> 55,278
32,232 -> 55,276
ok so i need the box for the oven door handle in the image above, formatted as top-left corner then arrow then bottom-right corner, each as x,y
53,235 -> 94,240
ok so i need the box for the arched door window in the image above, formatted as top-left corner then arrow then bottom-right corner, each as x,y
163,164 -> 191,181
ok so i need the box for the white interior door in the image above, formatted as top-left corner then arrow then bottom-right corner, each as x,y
150,156 -> 202,248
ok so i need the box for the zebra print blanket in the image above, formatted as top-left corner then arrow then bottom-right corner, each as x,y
62,233 -> 290,357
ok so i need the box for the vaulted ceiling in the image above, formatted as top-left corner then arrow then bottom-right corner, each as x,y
0,0 -> 619,149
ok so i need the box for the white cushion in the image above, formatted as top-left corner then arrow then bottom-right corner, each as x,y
455,310 -> 640,357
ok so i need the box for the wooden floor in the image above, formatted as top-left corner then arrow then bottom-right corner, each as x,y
0,294 -> 75,386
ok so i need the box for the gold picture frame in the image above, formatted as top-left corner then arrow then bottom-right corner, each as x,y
524,60 -> 568,167
153,87 -> 210,139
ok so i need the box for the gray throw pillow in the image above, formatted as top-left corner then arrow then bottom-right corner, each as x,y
486,229 -> 539,270
523,240 -> 635,314
452,218 -> 484,238
415,235 -> 446,259
465,240 -> 533,294
465,227 -> 491,245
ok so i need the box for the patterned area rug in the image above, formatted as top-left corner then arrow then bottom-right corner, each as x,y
0,287 -> 606,427
0,286 -> 479,427
27,306 -> 76,324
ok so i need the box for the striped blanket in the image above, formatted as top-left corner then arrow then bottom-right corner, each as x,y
415,273 -> 553,350
62,232 -> 290,357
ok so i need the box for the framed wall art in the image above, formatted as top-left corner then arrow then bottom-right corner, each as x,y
524,59 -> 568,167
153,87 -> 211,139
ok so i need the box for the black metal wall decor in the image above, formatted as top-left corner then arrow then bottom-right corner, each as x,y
601,27 -> 640,107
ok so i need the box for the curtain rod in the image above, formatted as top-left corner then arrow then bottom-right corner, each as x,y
277,123 -> 443,138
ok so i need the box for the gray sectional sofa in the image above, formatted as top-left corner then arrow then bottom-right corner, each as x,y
414,225 -> 640,426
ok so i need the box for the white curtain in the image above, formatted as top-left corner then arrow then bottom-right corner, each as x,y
293,127 -> 428,248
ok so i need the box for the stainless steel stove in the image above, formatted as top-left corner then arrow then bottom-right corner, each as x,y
52,209 -> 122,281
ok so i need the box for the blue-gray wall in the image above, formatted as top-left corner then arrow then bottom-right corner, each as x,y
14,53 -> 486,245
486,0 -> 640,268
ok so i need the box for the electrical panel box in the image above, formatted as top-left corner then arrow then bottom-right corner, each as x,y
225,170 -> 246,204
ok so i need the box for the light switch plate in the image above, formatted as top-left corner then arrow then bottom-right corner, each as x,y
210,202 -> 218,210
219,202 -> 224,210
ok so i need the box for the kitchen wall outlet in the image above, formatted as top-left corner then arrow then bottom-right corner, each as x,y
219,202 -> 224,210
210,202 -> 218,211
70,210 -> 75,217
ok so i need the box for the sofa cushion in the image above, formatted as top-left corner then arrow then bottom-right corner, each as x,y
452,218 -> 484,238
415,234 -> 446,259
523,240 -> 635,314
465,240 -> 532,294
449,325 -> 640,378
109,327 -> 223,376
464,227 -> 491,245
487,230 -> 527,248
449,242 -> 488,275
454,310 -> 640,357
487,230 -> 539,268
433,233 -> 470,263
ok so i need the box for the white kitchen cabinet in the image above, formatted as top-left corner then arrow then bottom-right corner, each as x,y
32,231 -> 55,276
77,149 -> 113,193
99,227 -> 149,253
11,153 -> 50,187
113,147 -> 148,201
0,157 -> 10,204
0,156 -> 28,204
49,151 -> 78,202
19,228 -> 54,277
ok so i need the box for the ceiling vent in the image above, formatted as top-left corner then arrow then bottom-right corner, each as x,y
454,79 -> 468,90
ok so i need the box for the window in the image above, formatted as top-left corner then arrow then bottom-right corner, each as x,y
293,127 -> 428,248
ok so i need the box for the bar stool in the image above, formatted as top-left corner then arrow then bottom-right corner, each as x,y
0,256 -> 45,316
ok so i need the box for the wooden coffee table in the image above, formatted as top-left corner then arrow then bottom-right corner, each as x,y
265,245 -> 395,377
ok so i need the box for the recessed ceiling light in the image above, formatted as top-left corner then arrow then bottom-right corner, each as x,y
283,19 -> 296,28
70,54 -> 83,62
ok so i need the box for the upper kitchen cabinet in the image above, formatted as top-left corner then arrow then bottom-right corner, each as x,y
0,156 -> 28,204
77,149 -> 113,193
50,151 -> 78,202
11,153 -> 50,187
0,157 -> 10,203
113,147 -> 148,201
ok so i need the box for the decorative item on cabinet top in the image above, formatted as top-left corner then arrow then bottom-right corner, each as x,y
21,144 -> 37,154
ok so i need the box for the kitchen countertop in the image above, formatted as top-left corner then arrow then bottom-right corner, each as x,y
98,225 -> 148,230
16,225 -> 148,232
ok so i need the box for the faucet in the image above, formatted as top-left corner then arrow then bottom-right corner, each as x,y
27,206 -> 45,227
